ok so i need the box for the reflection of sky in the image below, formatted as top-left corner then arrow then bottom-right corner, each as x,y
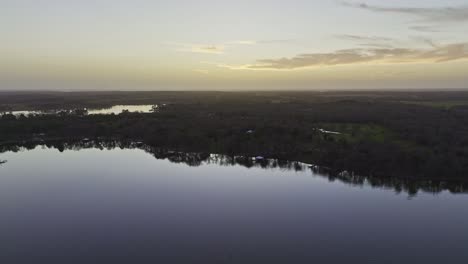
1,105 -> 155,116
0,110 -> 42,116
87,105 -> 154,115
1,146 -> 468,262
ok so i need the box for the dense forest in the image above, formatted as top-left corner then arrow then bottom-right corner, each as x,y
1,91 -> 468,181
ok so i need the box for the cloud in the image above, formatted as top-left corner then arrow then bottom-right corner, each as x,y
341,2 -> 468,22
229,40 -> 257,45
337,34 -> 440,49
223,42 -> 468,70
168,42 -> 225,54
169,39 -> 292,55
336,34 -> 393,42
229,39 -> 294,45
192,45 -> 224,54
358,43 -> 394,49
409,26 -> 442,33
336,34 -> 395,49
256,39 -> 294,44
410,36 -> 438,48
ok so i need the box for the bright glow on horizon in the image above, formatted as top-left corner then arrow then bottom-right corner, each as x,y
1,0 -> 468,90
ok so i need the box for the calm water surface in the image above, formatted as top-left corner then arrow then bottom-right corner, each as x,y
2,104 -> 155,116
1,146 -> 467,263
87,105 -> 154,115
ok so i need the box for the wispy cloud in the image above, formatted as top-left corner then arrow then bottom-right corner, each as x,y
337,34 -> 440,49
336,34 -> 395,49
222,42 -> 468,70
341,2 -> 468,22
169,39 -> 292,55
229,40 -> 257,45
229,39 -> 294,45
409,26 -> 442,33
168,42 -> 225,55
257,39 -> 294,44
336,34 -> 393,42
410,36 -> 438,48
358,43 -> 394,49
192,45 -> 224,54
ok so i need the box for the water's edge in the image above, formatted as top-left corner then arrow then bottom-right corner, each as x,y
1,138 -> 467,196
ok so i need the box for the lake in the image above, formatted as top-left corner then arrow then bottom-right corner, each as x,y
1,144 -> 467,263
1,104 -> 156,116
87,105 -> 155,115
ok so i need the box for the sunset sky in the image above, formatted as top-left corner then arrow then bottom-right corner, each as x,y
2,0 -> 468,90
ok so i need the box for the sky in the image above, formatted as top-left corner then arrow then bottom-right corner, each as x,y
1,0 -> 468,91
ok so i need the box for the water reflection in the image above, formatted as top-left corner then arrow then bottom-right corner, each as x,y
1,139 -> 467,196
0,104 -> 157,117
87,105 -> 156,115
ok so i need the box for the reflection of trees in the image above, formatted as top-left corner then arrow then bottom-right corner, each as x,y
0,139 -> 467,195
327,172 -> 467,196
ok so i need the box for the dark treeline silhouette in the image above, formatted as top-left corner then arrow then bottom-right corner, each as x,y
1,139 -> 467,196
2,91 -> 468,180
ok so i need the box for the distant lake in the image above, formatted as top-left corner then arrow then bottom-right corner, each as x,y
87,105 -> 155,115
1,144 -> 468,263
1,104 -> 156,116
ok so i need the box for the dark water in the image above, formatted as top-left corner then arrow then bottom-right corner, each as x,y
1,146 -> 468,263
